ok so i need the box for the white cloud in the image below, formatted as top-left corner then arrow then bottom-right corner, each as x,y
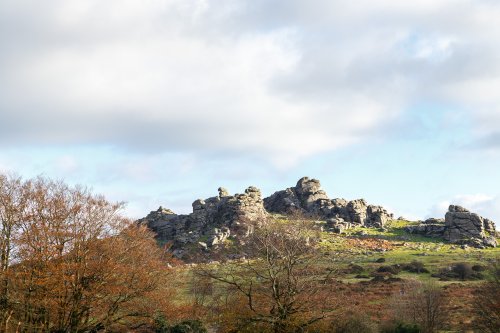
429,194 -> 500,224
1,0 -> 500,166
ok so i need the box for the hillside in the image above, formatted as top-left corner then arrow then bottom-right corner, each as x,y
136,177 -> 499,332
138,177 -> 498,262
1,174 -> 498,332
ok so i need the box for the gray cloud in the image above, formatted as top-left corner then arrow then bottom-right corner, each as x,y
1,0 -> 500,166
472,132 -> 500,150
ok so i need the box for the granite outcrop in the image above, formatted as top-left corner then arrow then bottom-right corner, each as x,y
138,186 -> 267,259
264,177 -> 394,231
405,205 -> 497,248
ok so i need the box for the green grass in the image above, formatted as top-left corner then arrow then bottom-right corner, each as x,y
164,218 -> 499,333
314,219 -> 500,283
170,218 -> 499,300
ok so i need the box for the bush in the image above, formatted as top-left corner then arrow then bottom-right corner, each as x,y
377,265 -> 401,274
381,322 -> 421,333
170,320 -> 207,333
372,275 -> 387,282
346,264 -> 364,274
402,261 -> 429,274
452,263 -> 474,280
390,280 -> 447,333
376,257 -> 386,263
153,313 -> 170,333
472,264 -> 486,272
473,261 -> 500,333
332,314 -> 378,333
434,262 -> 483,281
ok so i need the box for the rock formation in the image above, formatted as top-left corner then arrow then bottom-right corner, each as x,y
264,177 -> 393,230
139,177 -> 497,260
444,205 -> 497,247
404,218 -> 446,238
406,205 -> 497,248
138,186 -> 267,259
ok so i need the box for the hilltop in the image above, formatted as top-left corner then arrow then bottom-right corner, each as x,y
134,177 -> 499,332
2,173 -> 498,332
138,177 -> 497,261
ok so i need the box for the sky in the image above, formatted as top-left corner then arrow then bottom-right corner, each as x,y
1,0 -> 499,223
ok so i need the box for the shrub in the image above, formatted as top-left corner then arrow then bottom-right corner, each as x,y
170,320 -> 207,333
435,263 -> 483,281
377,265 -> 401,274
153,313 -> 170,333
390,280 -> 447,333
332,314 -> 378,333
402,261 -> 429,274
346,264 -> 364,274
472,264 -> 486,272
376,257 -> 386,263
452,263 -> 474,280
372,275 -> 387,282
381,322 -> 421,333
473,261 -> 500,333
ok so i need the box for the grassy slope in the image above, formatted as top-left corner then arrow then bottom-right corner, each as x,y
319,220 -> 499,278
167,219 -> 499,332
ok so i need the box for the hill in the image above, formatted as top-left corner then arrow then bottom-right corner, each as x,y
136,177 -> 499,332
138,177 -> 497,262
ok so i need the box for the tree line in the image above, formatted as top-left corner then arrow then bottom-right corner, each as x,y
1,173 -> 498,333
0,174 -> 168,332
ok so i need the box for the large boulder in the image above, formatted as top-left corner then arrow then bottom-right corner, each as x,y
294,177 -> 329,210
443,205 -> 497,248
405,223 -> 446,238
264,177 -> 328,214
138,186 -> 268,259
406,206 -> 497,247
264,177 -> 393,229
366,205 -> 393,228
263,187 -> 302,214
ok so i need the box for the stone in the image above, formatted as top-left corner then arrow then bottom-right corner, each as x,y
423,218 -> 445,224
294,177 -> 329,210
408,205 -> 497,248
137,185 -> 268,260
346,199 -> 368,224
483,236 -> 498,248
326,217 -> 350,233
208,227 -> 230,246
484,218 -> 496,233
264,177 -> 393,230
366,205 -> 392,228
192,199 -> 205,211
444,205 -> 497,247
405,224 -> 446,238
218,187 -> 229,197
263,188 -> 301,214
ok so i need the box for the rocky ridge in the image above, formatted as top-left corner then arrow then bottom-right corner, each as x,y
139,177 -> 395,259
264,177 -> 394,232
139,177 -> 497,260
138,186 -> 267,259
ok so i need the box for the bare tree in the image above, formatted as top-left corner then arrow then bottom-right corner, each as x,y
1,174 -> 168,332
199,215 -> 340,333
392,280 -> 448,333
0,174 -> 31,331
474,260 -> 500,333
